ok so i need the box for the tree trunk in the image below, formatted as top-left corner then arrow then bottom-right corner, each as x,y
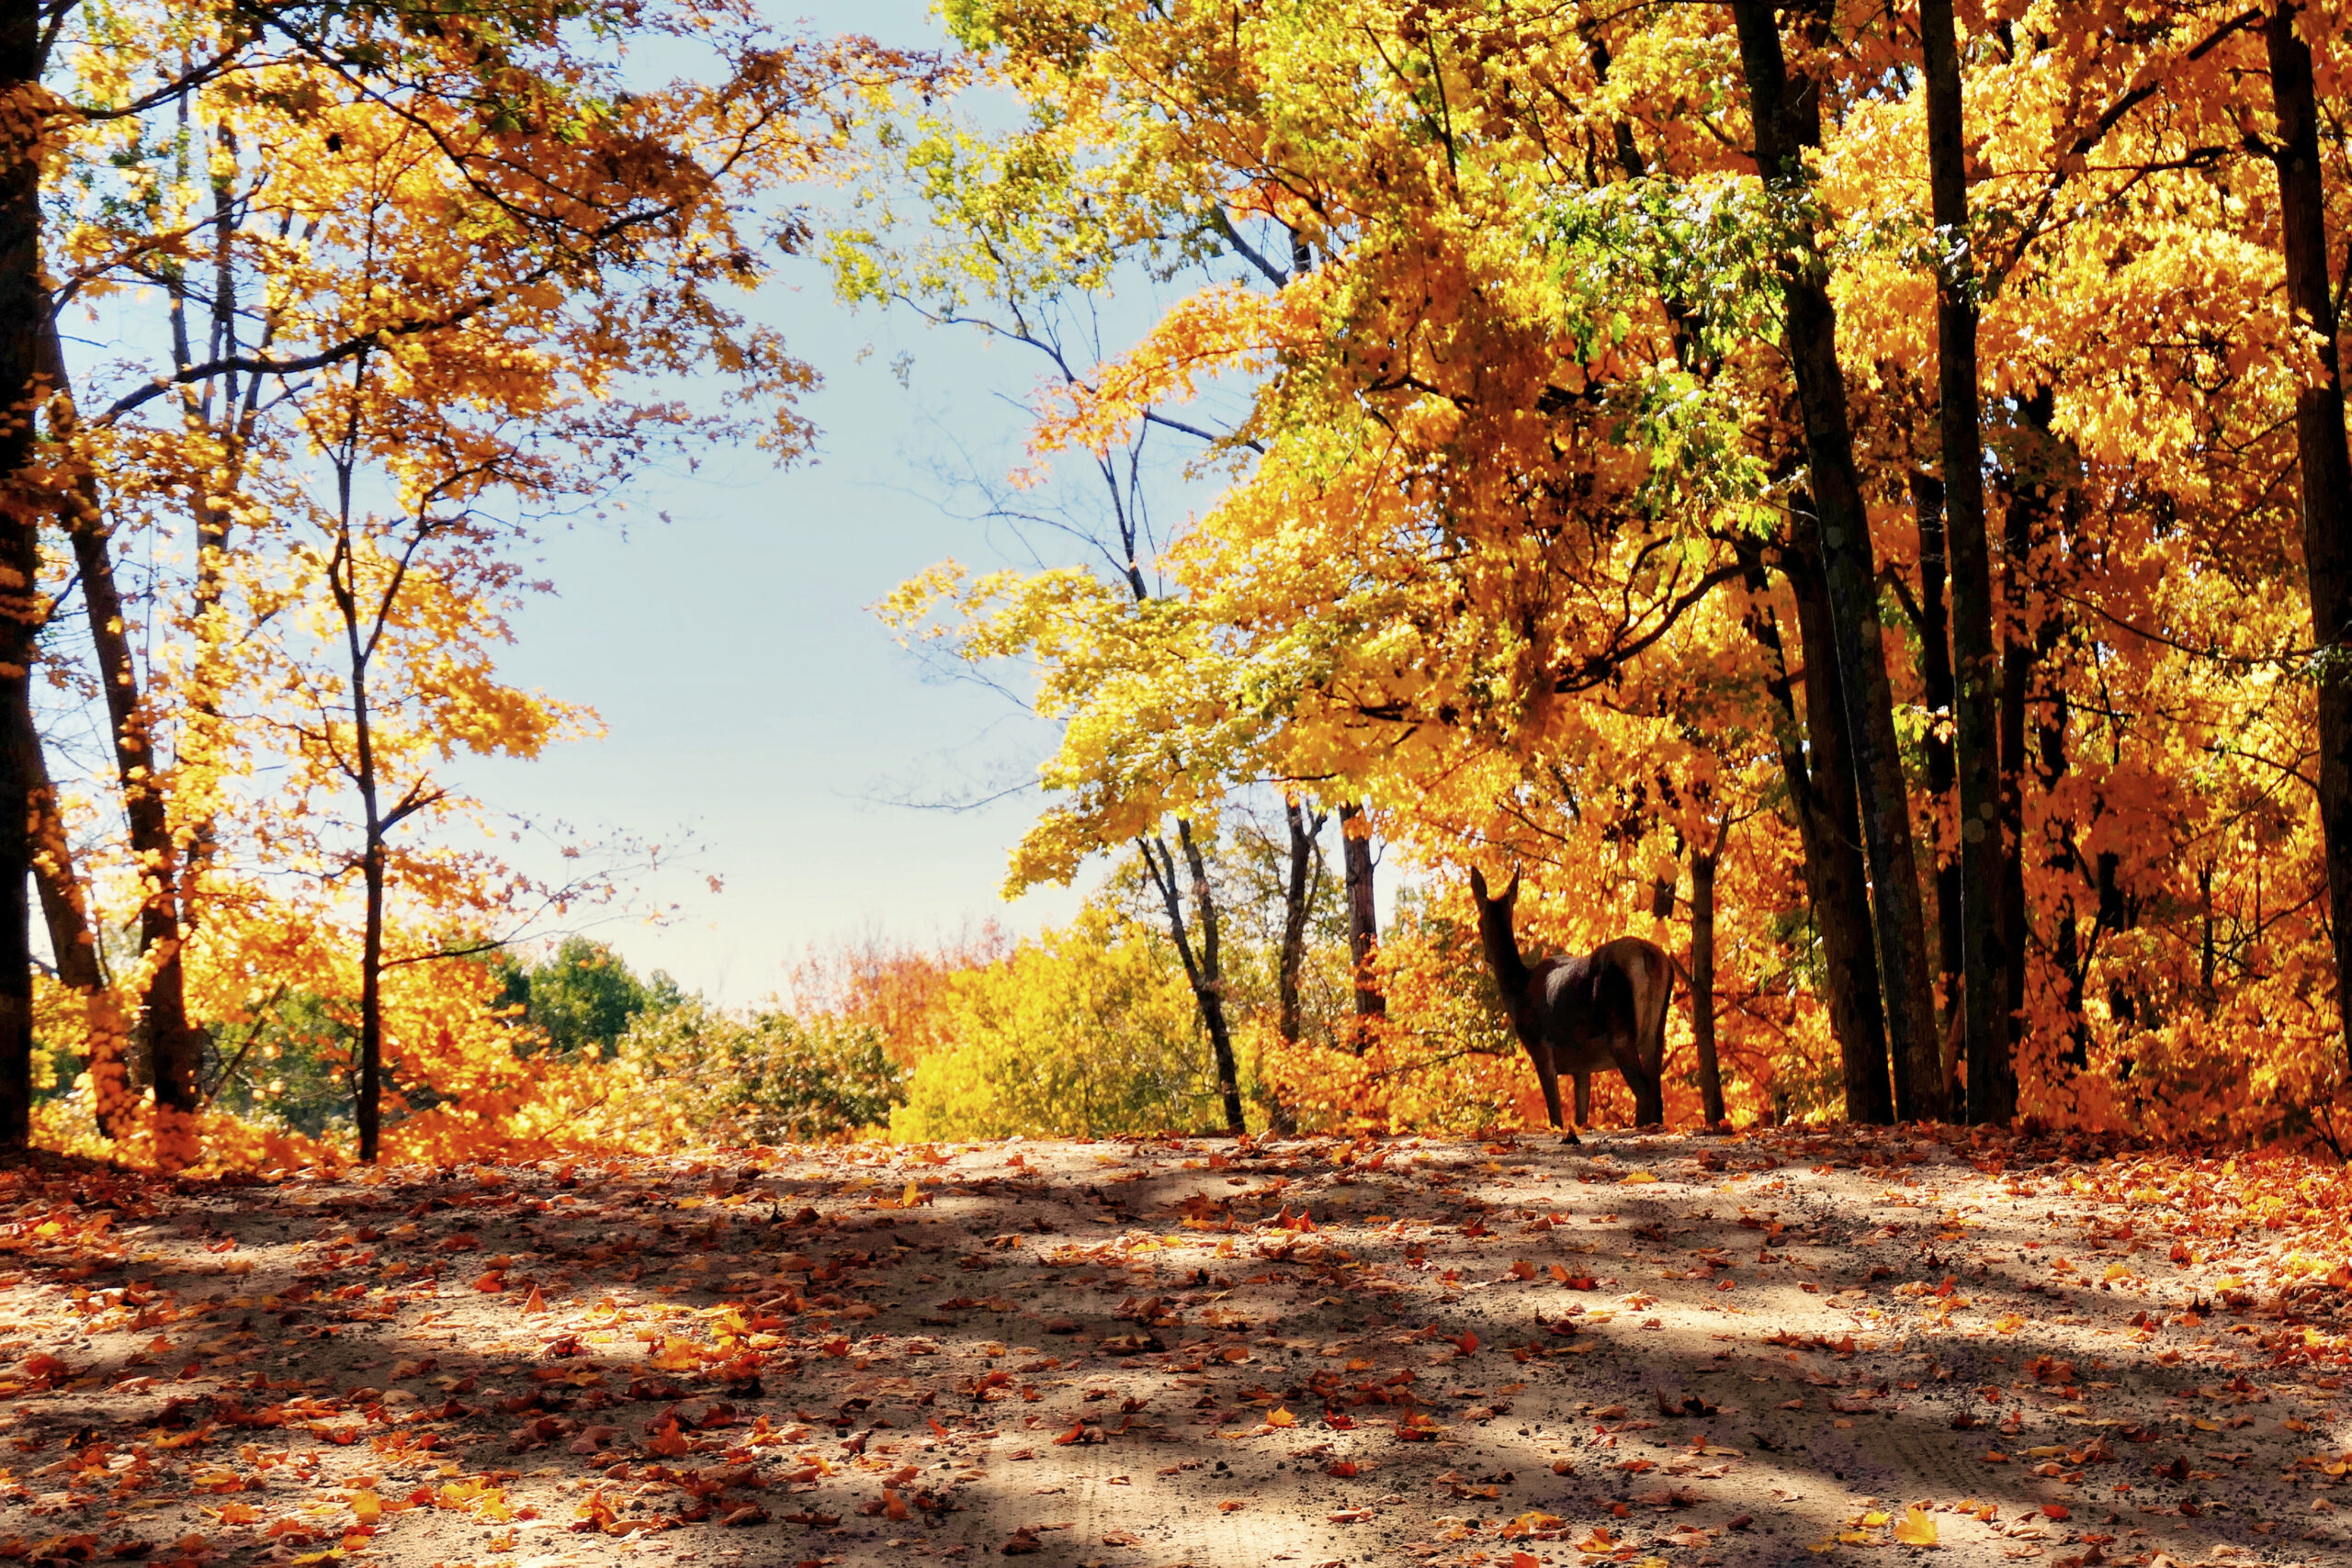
1996,387 -> 2075,1105
1921,0 -> 2010,1127
358,836 -> 383,1162
2267,2 -> 2352,1075
1910,471 -> 1964,1030
35,321 -> 204,1121
1733,0 -> 1943,1122
16,700 -> 97,997
0,2 -> 49,1146
1277,799 -> 1324,1047
1781,534 -> 1897,1122
1178,823 -> 1246,1134
1338,802 -> 1384,1046
1141,826 -> 1246,1135
1690,848 -> 1724,1127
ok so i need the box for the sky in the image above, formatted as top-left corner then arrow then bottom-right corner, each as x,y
445,0 -> 1105,1004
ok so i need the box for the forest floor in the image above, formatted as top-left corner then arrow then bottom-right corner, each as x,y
1,1125 -> 2349,1568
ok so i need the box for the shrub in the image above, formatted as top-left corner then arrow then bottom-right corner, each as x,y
613,999 -> 906,1143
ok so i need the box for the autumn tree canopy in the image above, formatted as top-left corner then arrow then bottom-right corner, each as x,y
858,0 -> 2352,1145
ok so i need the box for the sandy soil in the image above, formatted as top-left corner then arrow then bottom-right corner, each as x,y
0,1125 -> 2347,1568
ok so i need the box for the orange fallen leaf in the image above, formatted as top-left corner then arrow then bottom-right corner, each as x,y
1893,1506 -> 1939,1546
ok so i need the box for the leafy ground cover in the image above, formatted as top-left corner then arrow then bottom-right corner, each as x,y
1,1128 -> 2349,1568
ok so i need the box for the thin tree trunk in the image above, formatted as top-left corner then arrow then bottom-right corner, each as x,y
1909,470 -> 1964,1031
1733,0 -> 1943,1122
1739,537 -> 1894,1122
0,3 -> 50,1146
1140,827 -> 1246,1135
1996,388 -> 2074,1106
1277,799 -> 1325,1047
358,834 -> 383,1162
2199,863 -> 2216,1003
1338,802 -> 1384,1047
2267,2 -> 2352,1075
1690,847 -> 1724,1127
323,438 -> 389,1162
1782,535 -> 1898,1122
35,321 -> 203,1120
1921,0 -> 2009,1127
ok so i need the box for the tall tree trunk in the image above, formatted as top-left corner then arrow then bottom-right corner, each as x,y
1781,534 -> 1898,1122
0,4 -> 51,1146
1269,798 -> 1325,1137
1909,471 -> 1964,1036
1338,802 -> 1385,1047
1690,846 -> 1724,1127
1997,388 -> 2075,1106
1739,536 -> 1894,1119
326,476 -> 390,1163
1277,799 -> 1325,1047
1921,0 -> 2010,1127
2266,2 -> 2352,1075
35,321 -> 204,1121
1141,826 -> 1246,1135
1733,0 -> 1943,1122
358,836 -> 384,1162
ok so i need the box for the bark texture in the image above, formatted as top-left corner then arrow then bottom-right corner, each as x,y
2266,3 -> 2352,1074
1691,848 -> 1724,1127
0,6 -> 47,1145
1338,802 -> 1385,1045
1921,0 -> 2010,1125
1733,0 -> 1942,1120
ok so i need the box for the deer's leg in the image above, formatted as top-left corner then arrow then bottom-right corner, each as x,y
1527,1038 -> 1566,1132
1573,1070 -> 1591,1129
1605,1029 -> 1664,1128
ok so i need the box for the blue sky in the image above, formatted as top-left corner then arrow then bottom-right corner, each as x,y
445,0 -> 1154,1003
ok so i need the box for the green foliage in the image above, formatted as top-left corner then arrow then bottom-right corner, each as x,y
892,906 -> 1249,1141
614,999 -> 907,1143
496,937 -> 684,1059
202,991 -> 361,1138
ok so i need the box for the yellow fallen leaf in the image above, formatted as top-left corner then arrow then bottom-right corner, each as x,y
349,1492 -> 381,1526
1893,1506 -> 1939,1546
901,1181 -> 921,1208
1622,1172 -> 1660,1184
1859,1510 -> 1890,1528
521,1286 -> 547,1316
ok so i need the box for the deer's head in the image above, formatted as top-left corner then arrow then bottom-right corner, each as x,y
1467,866 -> 1531,1001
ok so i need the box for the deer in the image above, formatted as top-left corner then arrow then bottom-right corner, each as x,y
1469,867 -> 1671,1137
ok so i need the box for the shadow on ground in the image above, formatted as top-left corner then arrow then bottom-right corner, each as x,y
0,1125 -> 2347,1568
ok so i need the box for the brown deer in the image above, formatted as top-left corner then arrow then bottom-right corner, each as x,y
1469,867 -> 1671,1135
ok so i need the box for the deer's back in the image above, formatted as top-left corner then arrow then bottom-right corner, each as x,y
1529,951 -> 1641,1072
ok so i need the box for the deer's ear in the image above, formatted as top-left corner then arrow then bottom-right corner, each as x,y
1468,867 -> 1489,902
1502,868 -> 1521,906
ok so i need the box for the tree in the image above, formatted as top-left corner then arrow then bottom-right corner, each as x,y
853,0 -> 2352,1144
1918,0 -> 2010,1123
2263,2 -> 2352,1077
498,939 -> 682,1061
8,0 -> 922,1161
